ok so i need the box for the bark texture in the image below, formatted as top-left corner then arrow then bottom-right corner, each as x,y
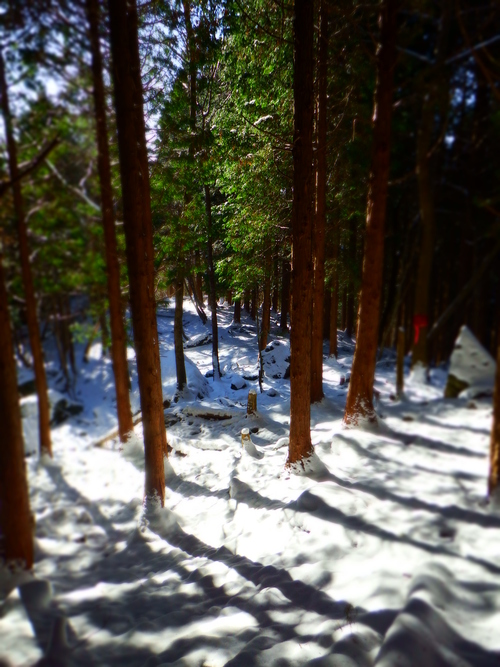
174,279 -> 187,390
329,227 -> 340,357
488,336 -> 500,498
259,254 -> 272,351
310,0 -> 328,403
0,255 -> 34,569
287,0 -> 314,465
108,0 -> 166,504
234,299 -> 241,324
412,0 -> 451,369
0,50 -> 52,457
345,218 -> 357,339
87,0 -> 133,442
344,0 -> 397,426
280,260 -> 291,331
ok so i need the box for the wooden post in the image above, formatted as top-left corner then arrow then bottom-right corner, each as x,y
396,326 -> 405,398
241,428 -> 251,447
247,390 -> 257,415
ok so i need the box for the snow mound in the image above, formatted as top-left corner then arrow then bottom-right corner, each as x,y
20,389 -> 83,454
261,338 -> 291,379
158,349 -> 211,401
375,563 -> 500,667
287,451 -> 330,477
184,332 -> 212,348
445,326 -> 496,398
230,374 -> 247,390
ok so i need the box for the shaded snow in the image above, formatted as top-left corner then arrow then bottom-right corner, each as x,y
2,301 -> 499,667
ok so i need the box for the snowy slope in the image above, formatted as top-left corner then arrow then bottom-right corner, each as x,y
1,300 -> 499,667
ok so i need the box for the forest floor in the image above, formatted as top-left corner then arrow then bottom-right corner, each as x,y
1,300 -> 500,667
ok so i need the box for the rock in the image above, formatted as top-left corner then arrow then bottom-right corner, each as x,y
267,388 -> 278,397
164,413 -> 181,427
185,332 -> 212,348
283,365 -> 290,379
18,379 -> 36,397
230,376 -> 247,391
445,325 -> 496,398
51,397 -> 83,426
242,372 -> 259,381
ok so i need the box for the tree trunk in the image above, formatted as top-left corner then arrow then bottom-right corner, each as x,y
108,0 -> 166,505
272,257 -> 279,311
329,286 -> 338,357
174,279 -> 187,390
323,288 -> 331,340
260,254 -> 272,351
234,298 -> 241,324
250,288 -> 257,320
87,0 -> 134,442
396,325 -> 405,398
345,218 -> 357,339
329,226 -> 340,357
412,1 -> 451,370
280,260 -> 291,331
344,0 -> 397,426
287,0 -> 314,466
244,291 -> 250,312
0,254 -> 33,569
341,286 -> 347,330
489,333 -> 500,500
205,185 -> 221,379
0,50 -> 52,457
310,0 -> 328,404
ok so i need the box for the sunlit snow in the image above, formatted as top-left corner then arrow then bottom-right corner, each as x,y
1,299 -> 499,666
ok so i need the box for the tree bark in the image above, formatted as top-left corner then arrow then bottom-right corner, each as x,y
260,253 -> 272,351
344,0 -> 397,426
341,286 -> 347,330
174,279 -> 187,390
0,50 -> 52,457
205,185 -> 221,379
272,257 -> 279,311
412,0 -> 451,370
87,0 -> 133,442
250,288 -> 257,320
329,226 -> 340,357
287,0 -> 314,466
0,254 -> 34,569
234,298 -> 241,324
345,218 -> 357,339
323,287 -> 330,340
310,0 -> 328,404
489,334 -> 500,499
108,0 -> 166,505
280,260 -> 291,331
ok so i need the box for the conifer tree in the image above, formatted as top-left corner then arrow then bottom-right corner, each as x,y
344,0 -> 397,426
86,0 -> 134,442
108,0 -> 167,504
287,0 -> 314,466
0,49 -> 52,458
0,252 -> 34,569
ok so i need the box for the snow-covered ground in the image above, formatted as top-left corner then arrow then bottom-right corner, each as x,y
2,300 -> 499,667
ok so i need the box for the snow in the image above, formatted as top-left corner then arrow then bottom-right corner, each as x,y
2,300 -> 499,667
445,325 -> 496,398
